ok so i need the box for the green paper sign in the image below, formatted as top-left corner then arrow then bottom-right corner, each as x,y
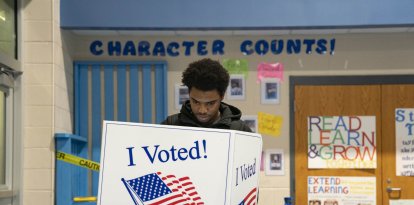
222,59 -> 249,77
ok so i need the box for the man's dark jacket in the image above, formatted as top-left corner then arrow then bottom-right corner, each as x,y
161,101 -> 252,132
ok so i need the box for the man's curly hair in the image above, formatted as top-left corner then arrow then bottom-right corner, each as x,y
182,58 -> 229,97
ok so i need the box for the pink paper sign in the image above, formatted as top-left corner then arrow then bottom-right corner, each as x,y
257,62 -> 284,82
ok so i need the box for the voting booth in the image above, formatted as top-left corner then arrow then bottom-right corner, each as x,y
97,121 -> 262,205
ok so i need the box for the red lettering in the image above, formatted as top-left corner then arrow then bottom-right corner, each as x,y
348,116 -> 361,131
333,145 -> 346,160
344,146 -> 358,160
320,130 -> 331,145
362,131 -> 376,147
333,145 -> 376,161
359,146 -> 376,161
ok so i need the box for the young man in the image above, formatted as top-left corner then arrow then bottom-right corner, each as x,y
162,58 -> 252,132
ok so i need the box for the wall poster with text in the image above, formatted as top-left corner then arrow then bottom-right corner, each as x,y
308,176 -> 376,205
308,116 -> 377,169
395,108 -> 414,176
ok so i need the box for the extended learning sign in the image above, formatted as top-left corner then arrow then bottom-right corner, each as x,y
97,121 -> 262,205
308,176 -> 376,205
308,116 -> 377,169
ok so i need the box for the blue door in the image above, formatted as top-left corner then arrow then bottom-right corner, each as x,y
56,61 -> 168,205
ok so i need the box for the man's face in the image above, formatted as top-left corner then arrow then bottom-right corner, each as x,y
189,87 -> 223,125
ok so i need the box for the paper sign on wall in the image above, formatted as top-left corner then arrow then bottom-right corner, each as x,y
308,176 -> 376,205
308,116 -> 377,169
97,121 -> 262,205
222,59 -> 249,77
257,62 -> 284,82
258,112 -> 283,137
395,108 -> 414,176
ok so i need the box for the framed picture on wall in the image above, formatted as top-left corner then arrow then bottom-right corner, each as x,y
227,74 -> 245,100
265,149 -> 284,176
261,78 -> 280,104
175,84 -> 189,110
241,115 -> 258,133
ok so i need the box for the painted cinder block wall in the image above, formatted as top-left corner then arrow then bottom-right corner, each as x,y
21,0 -> 75,204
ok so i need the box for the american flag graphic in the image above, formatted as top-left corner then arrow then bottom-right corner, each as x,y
121,172 -> 204,205
238,187 -> 257,205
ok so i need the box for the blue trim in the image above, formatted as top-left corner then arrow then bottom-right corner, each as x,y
71,63 -> 91,203
61,0 -> 414,29
55,134 -> 75,205
155,64 -> 165,124
74,65 -> 80,135
142,65 -> 152,123
91,65 -> 101,195
104,65 -> 114,120
78,66 -> 89,197
55,133 -> 88,142
55,133 -> 89,205
129,65 -> 139,122
117,65 -> 127,121
74,142 -> 88,197
163,63 -> 168,120
79,65 -> 89,140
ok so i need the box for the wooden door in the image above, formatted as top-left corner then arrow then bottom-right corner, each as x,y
294,83 -> 414,205
294,85 -> 383,205
381,85 -> 414,203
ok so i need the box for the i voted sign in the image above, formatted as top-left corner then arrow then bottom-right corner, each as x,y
97,121 -> 262,205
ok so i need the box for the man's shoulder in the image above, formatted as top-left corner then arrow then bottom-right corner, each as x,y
162,114 -> 180,125
230,119 -> 252,132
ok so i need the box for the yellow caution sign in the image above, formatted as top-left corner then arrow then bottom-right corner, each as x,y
73,196 -> 97,202
56,151 -> 100,172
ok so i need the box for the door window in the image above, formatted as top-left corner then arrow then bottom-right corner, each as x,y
0,0 -> 17,59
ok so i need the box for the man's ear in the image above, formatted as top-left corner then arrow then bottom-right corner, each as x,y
221,90 -> 226,100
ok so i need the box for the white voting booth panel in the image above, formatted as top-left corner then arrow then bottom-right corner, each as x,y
98,121 -> 262,205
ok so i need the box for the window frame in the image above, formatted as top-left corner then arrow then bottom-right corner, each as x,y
0,0 -> 21,72
0,87 -> 13,194
0,78 -> 15,204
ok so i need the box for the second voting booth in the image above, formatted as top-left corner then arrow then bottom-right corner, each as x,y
97,121 -> 262,205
